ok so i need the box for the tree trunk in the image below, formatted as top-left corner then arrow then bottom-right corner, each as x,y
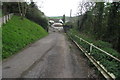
18,2 -> 22,16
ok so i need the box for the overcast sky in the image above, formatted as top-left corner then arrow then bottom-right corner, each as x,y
3,0 -> 115,16
34,0 -> 80,17
33,0 -> 115,17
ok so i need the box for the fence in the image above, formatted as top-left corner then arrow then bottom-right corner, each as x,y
74,35 -> 120,62
0,13 -> 14,26
68,33 -> 120,79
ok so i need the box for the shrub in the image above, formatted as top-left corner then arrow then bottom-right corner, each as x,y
68,29 -> 120,78
26,5 -> 48,31
2,16 -> 48,59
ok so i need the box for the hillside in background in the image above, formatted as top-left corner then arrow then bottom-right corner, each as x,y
2,16 -> 48,59
49,16 -> 70,20
48,16 -> 63,19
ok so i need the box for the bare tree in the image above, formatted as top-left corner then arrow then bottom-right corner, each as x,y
18,2 -> 22,16
18,1 -> 28,19
77,1 -> 95,30
77,1 -> 95,16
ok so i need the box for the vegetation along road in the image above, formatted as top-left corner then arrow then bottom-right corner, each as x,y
2,27 -> 99,78
2,1 -> 120,79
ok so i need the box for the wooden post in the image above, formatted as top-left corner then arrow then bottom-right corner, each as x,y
1,13 -> 14,25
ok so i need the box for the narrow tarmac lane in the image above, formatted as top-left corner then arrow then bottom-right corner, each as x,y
2,27 -> 98,78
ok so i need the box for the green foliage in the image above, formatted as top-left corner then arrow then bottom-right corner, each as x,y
0,27 -> 2,60
49,16 -> 62,19
105,2 -> 120,50
2,16 -> 48,59
68,29 -> 120,78
2,2 -> 20,15
77,2 -> 120,52
2,2 -> 48,31
26,4 -> 48,31
65,22 -> 73,27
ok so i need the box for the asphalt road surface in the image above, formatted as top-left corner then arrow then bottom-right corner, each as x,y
2,27 -> 98,78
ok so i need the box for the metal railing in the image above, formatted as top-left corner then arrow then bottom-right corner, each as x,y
68,33 -> 120,80
74,35 -> 120,62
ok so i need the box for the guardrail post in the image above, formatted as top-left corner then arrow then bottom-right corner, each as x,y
90,43 -> 93,54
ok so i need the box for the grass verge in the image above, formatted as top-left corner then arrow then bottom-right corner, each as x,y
2,16 -> 48,59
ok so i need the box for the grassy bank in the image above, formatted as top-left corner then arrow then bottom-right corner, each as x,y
2,16 -> 48,59
68,29 -> 120,78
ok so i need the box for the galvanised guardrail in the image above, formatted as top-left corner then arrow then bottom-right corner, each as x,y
68,33 -> 120,80
74,35 -> 120,62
